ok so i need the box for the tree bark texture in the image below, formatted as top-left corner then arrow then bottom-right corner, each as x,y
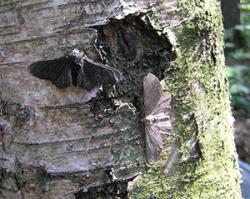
0,0 -> 241,199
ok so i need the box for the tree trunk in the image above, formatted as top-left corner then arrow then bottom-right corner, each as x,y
0,0 -> 241,199
221,0 -> 240,29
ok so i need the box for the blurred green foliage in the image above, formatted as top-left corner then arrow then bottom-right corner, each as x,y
226,66 -> 250,112
224,1 -> 250,112
241,0 -> 250,3
240,4 -> 250,12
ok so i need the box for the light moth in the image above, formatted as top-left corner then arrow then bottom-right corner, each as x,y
143,73 -> 172,164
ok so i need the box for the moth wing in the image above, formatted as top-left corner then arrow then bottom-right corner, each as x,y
53,64 -> 72,88
145,123 -> 164,164
28,57 -> 73,88
149,90 -> 172,136
151,117 -> 172,136
143,73 -> 162,115
143,73 -> 172,164
80,57 -> 123,89
77,67 -> 96,91
151,91 -> 171,116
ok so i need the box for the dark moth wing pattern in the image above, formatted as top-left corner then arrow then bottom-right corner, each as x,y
143,73 -> 172,164
28,49 -> 123,91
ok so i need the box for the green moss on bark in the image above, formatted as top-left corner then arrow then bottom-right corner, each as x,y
131,0 -> 241,198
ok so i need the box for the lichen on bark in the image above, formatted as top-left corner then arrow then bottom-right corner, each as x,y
0,0 -> 241,198
130,0 -> 241,198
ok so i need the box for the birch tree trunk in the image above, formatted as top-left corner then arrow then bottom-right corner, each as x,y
0,0 -> 241,199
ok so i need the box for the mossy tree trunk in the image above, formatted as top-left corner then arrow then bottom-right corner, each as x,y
0,0 -> 241,199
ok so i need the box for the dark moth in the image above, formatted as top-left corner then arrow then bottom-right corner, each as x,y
28,49 -> 123,91
143,73 -> 172,164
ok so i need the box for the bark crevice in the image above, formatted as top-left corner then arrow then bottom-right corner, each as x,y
0,13 -> 174,199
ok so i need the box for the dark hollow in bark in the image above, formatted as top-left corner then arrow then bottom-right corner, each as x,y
0,15 -> 175,199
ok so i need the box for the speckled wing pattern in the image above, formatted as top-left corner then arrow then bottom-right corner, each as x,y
28,49 -> 123,91
143,73 -> 171,164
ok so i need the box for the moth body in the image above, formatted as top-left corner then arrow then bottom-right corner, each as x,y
143,73 -> 172,164
28,49 -> 123,91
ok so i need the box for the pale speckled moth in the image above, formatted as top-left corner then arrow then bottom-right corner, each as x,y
143,73 -> 172,164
